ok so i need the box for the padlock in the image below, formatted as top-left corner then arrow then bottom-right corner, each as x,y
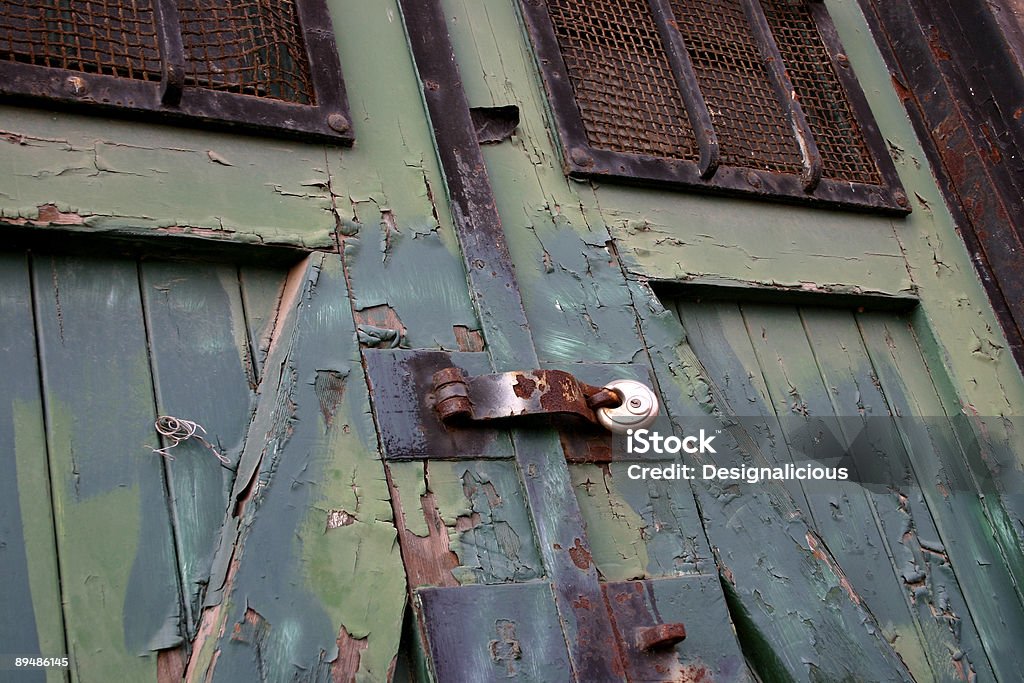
596,379 -> 659,433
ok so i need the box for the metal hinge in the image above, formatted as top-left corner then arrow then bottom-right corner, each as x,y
430,367 -> 659,434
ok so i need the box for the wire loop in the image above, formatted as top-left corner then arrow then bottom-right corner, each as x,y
150,415 -> 231,466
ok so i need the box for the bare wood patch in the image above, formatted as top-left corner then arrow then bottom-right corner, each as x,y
331,625 -> 368,683
453,325 -> 485,352
157,646 -> 187,683
355,304 -> 406,348
387,468 -> 459,589
2,203 -> 84,226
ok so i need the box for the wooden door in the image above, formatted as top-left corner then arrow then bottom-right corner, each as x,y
671,299 -> 1024,681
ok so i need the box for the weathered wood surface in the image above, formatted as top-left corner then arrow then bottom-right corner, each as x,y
1,0 -> 1024,679
677,300 -> 998,680
0,253 -> 65,683
185,255 -> 406,683
859,312 -> 1024,681
33,254 -> 183,681
141,262 -> 264,636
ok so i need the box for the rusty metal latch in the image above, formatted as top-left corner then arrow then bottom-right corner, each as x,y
431,367 -> 659,434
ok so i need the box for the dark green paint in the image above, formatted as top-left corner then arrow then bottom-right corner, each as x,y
33,253 -> 183,681
0,253 -> 54,683
203,256 -> 404,682
636,289 -> 912,681
141,262 -> 262,635
859,312 -> 1024,681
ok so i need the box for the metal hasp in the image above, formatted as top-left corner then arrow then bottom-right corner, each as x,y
431,366 -> 659,433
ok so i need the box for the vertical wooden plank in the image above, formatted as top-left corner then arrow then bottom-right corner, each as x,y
676,300 -> 811,512
802,308 -> 994,680
238,265 -> 287,383
33,253 -> 183,682
659,298 -> 910,682
191,256 -> 407,683
141,261 -> 258,634
0,253 -> 65,683
739,303 -> 932,676
859,312 -> 1024,681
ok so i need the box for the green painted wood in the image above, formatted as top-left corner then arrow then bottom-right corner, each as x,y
201,255 -> 406,682
141,261 -> 259,635
428,460 -> 545,584
676,301 -> 812,514
738,303 -> 933,676
0,253 -> 65,683
859,312 -> 1024,681
32,253 -> 182,682
657,296 -> 911,682
238,265 -> 287,383
802,308 -> 995,680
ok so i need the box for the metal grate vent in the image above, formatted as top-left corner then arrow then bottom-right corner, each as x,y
669,0 -> 803,174
546,0 -> 698,161
0,0 -> 163,81
0,0 -> 315,104
178,0 -> 314,104
761,0 -> 880,184
524,0 -> 905,210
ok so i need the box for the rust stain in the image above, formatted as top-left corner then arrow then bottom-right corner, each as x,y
927,26 -> 952,60
488,620 -> 523,677
890,75 -> 913,103
331,625 -> 368,683
568,538 -> 593,570
679,663 -> 712,682
978,124 -> 1003,163
512,373 -> 537,399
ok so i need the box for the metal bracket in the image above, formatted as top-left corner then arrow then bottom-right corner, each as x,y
431,366 -> 620,425
432,367 -> 661,436
364,348 -> 661,460
415,575 -> 738,682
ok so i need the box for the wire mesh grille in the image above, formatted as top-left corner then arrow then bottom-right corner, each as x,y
669,0 -> 803,174
762,0 -> 880,184
0,0 -> 163,80
546,0 -> 699,161
178,0 -> 314,104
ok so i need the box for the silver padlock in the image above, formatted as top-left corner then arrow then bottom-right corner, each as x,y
596,379 -> 659,433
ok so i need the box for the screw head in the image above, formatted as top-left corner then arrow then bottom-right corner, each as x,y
569,147 -> 594,168
327,113 -> 350,134
64,76 -> 88,97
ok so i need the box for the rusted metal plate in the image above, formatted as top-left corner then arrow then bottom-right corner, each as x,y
432,367 -> 609,425
417,582 -> 574,682
364,349 -> 514,460
603,576 -> 749,682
